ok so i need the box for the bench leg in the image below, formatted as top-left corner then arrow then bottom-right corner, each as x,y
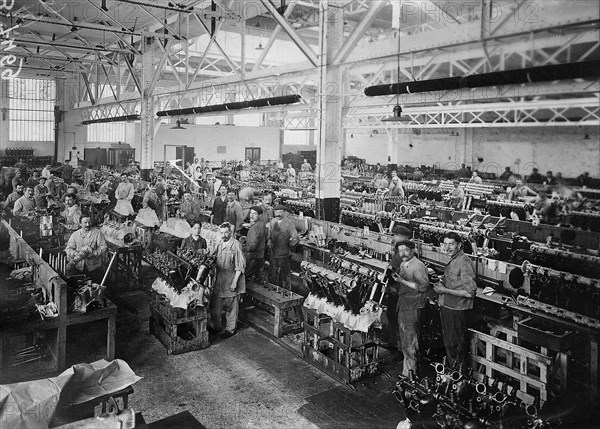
274,308 -> 283,338
107,316 -> 116,360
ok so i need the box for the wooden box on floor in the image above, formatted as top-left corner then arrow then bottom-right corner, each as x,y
240,281 -> 305,338
469,325 -> 567,407
149,292 -> 209,355
106,241 -> 143,290
301,307 -> 382,385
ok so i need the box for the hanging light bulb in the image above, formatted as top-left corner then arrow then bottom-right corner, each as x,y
382,19 -> 411,124
170,119 -> 186,129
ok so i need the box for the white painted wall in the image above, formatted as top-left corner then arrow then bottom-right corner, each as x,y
152,124 -> 282,163
345,126 -> 600,178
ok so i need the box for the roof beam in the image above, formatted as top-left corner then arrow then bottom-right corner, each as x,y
259,0 -> 318,67
332,0 -> 387,65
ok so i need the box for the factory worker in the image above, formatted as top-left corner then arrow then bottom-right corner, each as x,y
210,222 -> 246,339
61,194 -> 82,232
13,186 -> 37,216
267,204 -> 299,290
34,176 -> 50,209
225,190 -> 244,233
244,206 -> 267,283
180,222 -> 207,253
391,240 -> 430,377
114,173 -> 135,216
389,170 -> 405,199
65,216 -> 108,283
3,183 -> 24,214
386,225 -> 412,354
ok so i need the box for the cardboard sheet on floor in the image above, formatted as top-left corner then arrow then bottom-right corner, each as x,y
0,359 -> 141,429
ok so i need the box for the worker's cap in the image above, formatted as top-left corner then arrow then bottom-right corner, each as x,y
391,225 -> 411,237
249,205 -> 263,215
273,204 -> 287,211
395,239 -> 416,249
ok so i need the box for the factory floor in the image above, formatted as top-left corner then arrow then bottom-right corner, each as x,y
100,288 -> 406,429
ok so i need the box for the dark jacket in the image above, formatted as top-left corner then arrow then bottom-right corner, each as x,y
245,220 -> 266,259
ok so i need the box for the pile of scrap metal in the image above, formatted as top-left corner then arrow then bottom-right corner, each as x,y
393,358 -> 560,429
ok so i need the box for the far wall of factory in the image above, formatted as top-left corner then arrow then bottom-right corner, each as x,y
343,126 -> 600,178
51,114 -> 600,178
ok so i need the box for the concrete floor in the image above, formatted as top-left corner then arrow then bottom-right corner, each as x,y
112,290 -> 406,429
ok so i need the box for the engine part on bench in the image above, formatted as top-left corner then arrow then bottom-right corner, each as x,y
392,360 -> 559,429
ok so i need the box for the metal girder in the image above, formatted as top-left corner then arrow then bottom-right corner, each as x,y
11,11 -> 142,37
259,0 -> 319,67
253,0 -> 298,72
9,37 -> 131,54
121,47 -> 142,95
138,5 -> 186,41
331,0 -> 387,65
343,18 -> 599,65
187,0 -> 235,88
81,72 -> 96,105
195,15 -> 240,73
80,99 -> 141,123
149,44 -> 171,94
344,98 -> 600,128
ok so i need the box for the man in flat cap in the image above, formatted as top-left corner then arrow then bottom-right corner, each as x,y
244,206 -> 267,283
267,204 -> 299,290
390,239 -> 430,377
386,225 -> 412,353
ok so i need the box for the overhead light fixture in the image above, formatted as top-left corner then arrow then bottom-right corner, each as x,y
170,119 -> 187,129
256,42 -> 264,51
381,23 -> 411,124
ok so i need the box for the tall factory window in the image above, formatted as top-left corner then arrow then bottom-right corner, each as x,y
8,78 -> 56,142
87,122 -> 127,143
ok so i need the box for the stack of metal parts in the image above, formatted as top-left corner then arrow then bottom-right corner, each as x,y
301,259 -> 388,315
5,339 -> 51,368
393,358 -> 559,429
0,265 -> 40,323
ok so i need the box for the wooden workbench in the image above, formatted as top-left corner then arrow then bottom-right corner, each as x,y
0,220 -> 117,382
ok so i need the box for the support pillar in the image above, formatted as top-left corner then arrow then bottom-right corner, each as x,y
140,36 -> 157,181
386,128 -> 402,173
315,1 -> 343,222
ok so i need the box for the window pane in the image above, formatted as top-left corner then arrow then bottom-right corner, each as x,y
283,129 -> 310,145
8,78 -> 55,142
87,122 -> 127,143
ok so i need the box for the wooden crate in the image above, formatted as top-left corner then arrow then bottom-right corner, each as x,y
151,290 -> 208,324
301,307 -> 382,385
149,307 -> 209,355
470,327 -> 556,406
150,232 -> 183,253
106,242 -> 143,290
240,281 -> 305,338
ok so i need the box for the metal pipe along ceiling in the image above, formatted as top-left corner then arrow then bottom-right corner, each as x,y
82,114 -> 141,125
156,94 -> 302,117
363,60 -> 600,97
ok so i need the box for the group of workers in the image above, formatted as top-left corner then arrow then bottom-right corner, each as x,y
175,189 -> 298,339
386,225 -> 476,377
